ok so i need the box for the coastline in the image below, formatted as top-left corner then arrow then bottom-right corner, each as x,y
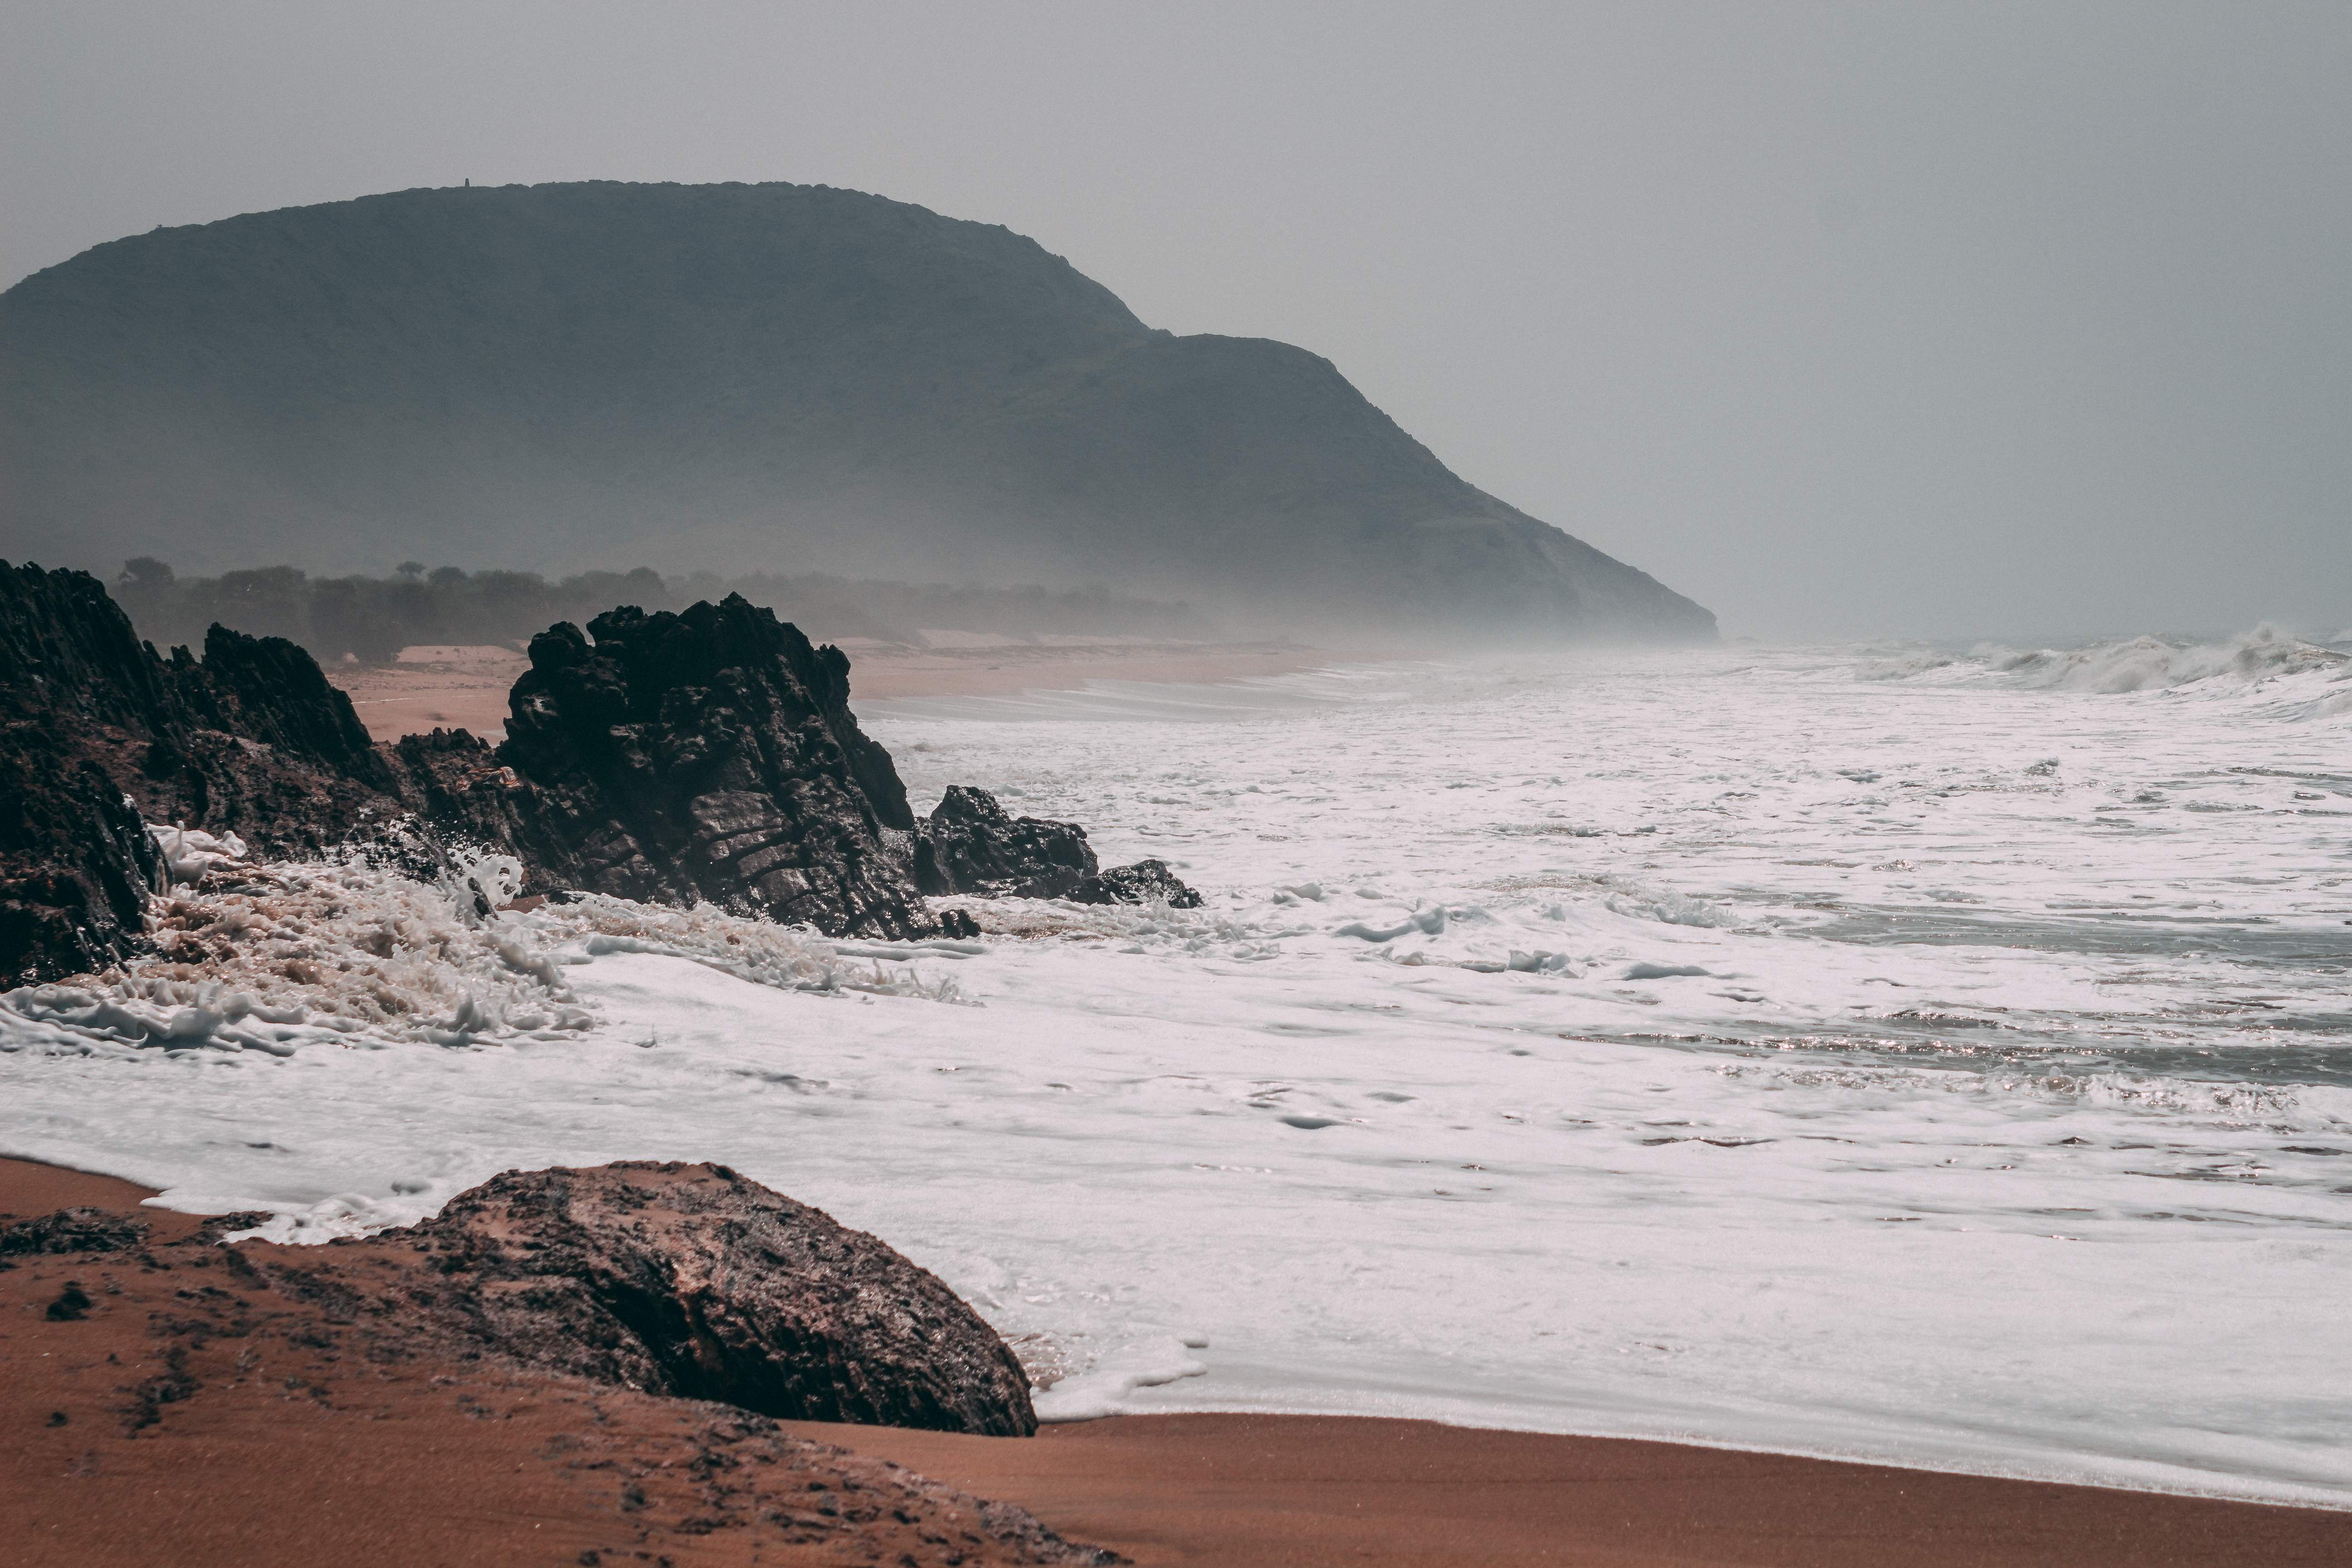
327,638 -> 1327,743
6,1155 -> 2345,1567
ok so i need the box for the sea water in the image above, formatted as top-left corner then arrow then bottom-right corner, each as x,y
4,632 -> 2348,1504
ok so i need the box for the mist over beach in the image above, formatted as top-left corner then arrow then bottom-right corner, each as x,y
3,6 -> 2349,1565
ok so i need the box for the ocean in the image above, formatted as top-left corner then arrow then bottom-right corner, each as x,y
5,630 -> 2348,1504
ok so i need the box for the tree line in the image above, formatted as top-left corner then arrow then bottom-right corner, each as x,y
110,559 -> 1207,666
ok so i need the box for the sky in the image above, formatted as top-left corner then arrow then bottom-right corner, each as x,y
4,1 -> 2347,641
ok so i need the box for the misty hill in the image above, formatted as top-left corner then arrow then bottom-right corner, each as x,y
0,181 -> 1713,642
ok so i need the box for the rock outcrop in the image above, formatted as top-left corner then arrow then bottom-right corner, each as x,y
0,562 -> 1200,982
2,1162 -> 1115,1564
1069,857 -> 1203,909
388,1161 -> 1037,1436
0,562 -> 403,983
492,597 -> 938,939
916,785 -> 1099,900
914,785 -> 1203,908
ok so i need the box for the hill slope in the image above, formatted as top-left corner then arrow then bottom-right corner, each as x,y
0,182 -> 1712,641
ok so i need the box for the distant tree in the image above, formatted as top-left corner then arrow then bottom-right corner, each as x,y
118,556 -> 175,589
428,565 -> 467,588
396,561 -> 426,580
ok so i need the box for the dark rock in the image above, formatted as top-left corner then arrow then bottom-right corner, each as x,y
915,787 -> 1204,908
0,561 -> 1179,978
493,598 -> 938,938
0,561 -> 412,980
1069,858 -> 1204,909
0,1206 -> 149,1255
0,751 -> 162,985
390,1161 -> 1037,1436
916,786 -> 1098,900
0,565 -> 168,979
168,623 -> 394,789
378,726 -> 588,897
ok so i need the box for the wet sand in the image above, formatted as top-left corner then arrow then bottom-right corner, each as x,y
782,1415 -> 2352,1567
0,1158 -> 1107,1568
327,640 -> 1323,743
5,1156 -> 2345,1566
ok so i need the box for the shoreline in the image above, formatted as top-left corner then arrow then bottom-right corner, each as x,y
5,1154 -> 2345,1566
327,638 -> 1328,743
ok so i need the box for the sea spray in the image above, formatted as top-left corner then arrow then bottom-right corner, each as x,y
0,835 -> 967,1058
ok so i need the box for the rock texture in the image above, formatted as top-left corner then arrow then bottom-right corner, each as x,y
493,597 -> 937,938
0,561 -> 1188,982
0,181 -> 1716,642
0,562 -> 400,983
1,1161 -> 1115,1566
915,785 -> 1203,908
0,1205 -> 147,1257
1070,857 -> 1204,909
387,1161 -> 1038,1436
916,786 -> 1099,900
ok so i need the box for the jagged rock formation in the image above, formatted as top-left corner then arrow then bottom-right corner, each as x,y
0,181 -> 1716,642
0,563 -> 1194,981
386,1161 -> 1038,1436
916,786 -> 1099,900
0,562 -> 404,982
914,785 -> 1203,908
493,597 -> 934,938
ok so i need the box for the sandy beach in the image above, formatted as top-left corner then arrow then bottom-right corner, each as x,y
328,639 -> 1324,743
5,1156 -> 2344,1568
329,642 -> 531,743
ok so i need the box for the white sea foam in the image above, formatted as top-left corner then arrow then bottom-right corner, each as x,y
1858,625 -> 2351,700
4,640 -> 2349,1504
1989,626 -> 2347,694
0,841 -> 965,1061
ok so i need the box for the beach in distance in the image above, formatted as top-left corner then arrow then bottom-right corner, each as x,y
328,637 -> 1330,742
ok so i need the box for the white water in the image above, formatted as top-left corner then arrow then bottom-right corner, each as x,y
5,632 -> 2349,1505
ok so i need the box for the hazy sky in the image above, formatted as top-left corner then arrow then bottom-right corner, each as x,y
5,1 -> 2347,640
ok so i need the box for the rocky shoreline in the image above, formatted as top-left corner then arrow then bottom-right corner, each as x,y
0,1157 -> 1117,1567
0,559 -> 1197,984
0,558 -> 1210,1560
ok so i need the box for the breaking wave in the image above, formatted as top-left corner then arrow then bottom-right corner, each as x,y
1988,626 -> 2347,693
1861,627 -> 2352,718
0,835 -> 967,1058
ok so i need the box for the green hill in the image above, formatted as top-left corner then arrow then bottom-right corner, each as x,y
0,181 -> 1712,641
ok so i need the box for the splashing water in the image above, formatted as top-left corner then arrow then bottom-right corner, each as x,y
2,838 -> 965,1059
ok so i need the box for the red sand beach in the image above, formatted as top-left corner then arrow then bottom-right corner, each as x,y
5,1155 -> 2345,1567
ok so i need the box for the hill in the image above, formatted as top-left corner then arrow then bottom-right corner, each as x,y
0,181 -> 1712,642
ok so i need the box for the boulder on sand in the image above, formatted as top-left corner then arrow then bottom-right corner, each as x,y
387,1161 -> 1038,1436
